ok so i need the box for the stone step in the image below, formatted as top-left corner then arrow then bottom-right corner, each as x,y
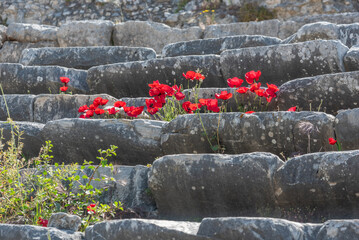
19,46 -> 157,70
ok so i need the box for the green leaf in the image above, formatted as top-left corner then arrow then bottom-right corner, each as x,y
74,175 -> 80,181
82,175 -> 89,179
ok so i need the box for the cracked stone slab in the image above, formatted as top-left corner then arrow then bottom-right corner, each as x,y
6,23 -> 58,42
220,40 -> 348,86
161,112 -> 335,157
41,118 -> 165,165
57,20 -> 114,47
0,63 -> 88,94
0,94 -> 35,121
20,46 -> 157,70
335,108 -> 359,150
148,153 -> 283,219
275,71 -> 359,115
344,45 -> 359,71
316,220 -> 359,240
274,151 -> 359,219
113,21 -> 202,53
85,219 -> 208,240
162,35 -> 281,57
87,55 -> 224,98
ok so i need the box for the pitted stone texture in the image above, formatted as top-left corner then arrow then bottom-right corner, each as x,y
220,40 -> 348,86
0,94 -> 35,121
198,217 -> 321,240
6,23 -> 58,42
148,153 -> 283,218
57,20 -> 114,47
316,220 -> 359,240
48,213 -> 81,232
275,71 -> 359,115
20,46 -> 157,70
33,94 -> 118,123
204,20 -> 281,39
274,151 -> 359,218
0,41 -> 58,63
88,55 -> 223,98
339,24 -> 359,49
344,45 -> 359,71
0,25 -> 7,44
85,219 -> 205,240
0,224 -> 84,240
0,121 -> 44,158
335,108 -> 359,150
288,12 -> 359,25
0,63 -> 88,94
113,21 -> 202,53
161,112 -> 335,157
162,35 -> 281,57
41,119 -> 165,165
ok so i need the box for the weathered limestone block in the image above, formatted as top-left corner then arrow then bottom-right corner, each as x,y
87,55 -> 224,98
274,151 -> 359,218
148,153 -> 283,218
41,119 -> 165,165
6,23 -> 58,42
48,213 -> 81,232
316,220 -> 359,240
335,108 -> 359,150
339,24 -> 359,49
198,217 -> 321,240
161,112 -> 335,157
0,25 -> 7,45
344,45 -> 359,71
0,224 -> 84,240
0,63 -> 88,94
0,121 -> 44,158
276,71 -> 359,115
0,94 -> 35,121
288,12 -> 359,25
33,94 -> 118,123
57,20 -> 114,47
85,219 -> 206,240
20,46 -> 157,69
113,21 -> 202,53
0,41 -> 58,63
162,35 -> 281,57
204,20 -> 281,39
220,40 -> 348,86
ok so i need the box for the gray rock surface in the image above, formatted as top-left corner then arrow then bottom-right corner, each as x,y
0,224 -> 84,240
41,118 -> 165,165
274,151 -> 359,218
0,41 -> 58,63
220,40 -> 348,86
198,217 -> 321,240
0,94 -> 35,121
288,12 -> 359,25
0,121 -> 44,158
0,63 -> 88,94
316,220 -> 359,240
87,55 -> 224,98
57,20 -> 114,47
6,23 -> 58,42
113,21 -> 202,53
148,153 -> 283,218
275,71 -> 359,115
85,219 -> 206,240
344,45 -> 359,71
48,213 -> 81,232
0,25 -> 6,45
33,94 -> 118,123
162,35 -> 281,57
338,24 -> 359,48
20,46 -> 157,69
161,112 -> 335,157
335,108 -> 359,150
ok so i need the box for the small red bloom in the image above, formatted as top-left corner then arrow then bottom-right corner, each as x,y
288,106 -> 297,112
101,99 -> 109,105
60,86 -> 68,92
249,82 -> 261,92
89,104 -> 96,110
175,91 -> 185,101
148,80 -> 161,88
85,110 -> 94,118
79,114 -> 86,119
60,77 -> 70,85
254,89 -> 268,98
93,97 -> 102,107
266,83 -> 279,97
87,204 -> 96,214
328,138 -> 337,145
108,107 -> 119,115
236,87 -> 248,94
78,105 -> 89,113
148,107 -> 159,115
245,111 -> 255,114
215,91 -> 233,100
183,71 -> 205,81
114,101 -> 126,108
199,99 -> 220,112
37,217 -> 48,227
227,77 -> 244,88
124,106 -> 144,118
245,70 -> 261,84
182,101 -> 201,113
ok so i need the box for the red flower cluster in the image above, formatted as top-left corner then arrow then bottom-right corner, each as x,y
182,71 -> 205,81
37,217 -> 48,227
87,204 -> 96,214
60,76 -> 69,93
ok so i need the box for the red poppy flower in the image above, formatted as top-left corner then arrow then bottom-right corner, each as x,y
172,85 -> 181,93
89,104 -> 96,110
266,83 -> 279,97
147,107 -> 159,115
199,98 -> 220,112
60,77 -> 70,85
227,77 -> 244,88
266,96 -> 273,103
124,106 -> 144,118
245,70 -> 261,84
114,101 -> 126,108
236,87 -> 248,94
175,91 -> 185,101
78,105 -> 88,113
328,138 -> 337,145
101,98 -> 109,105
37,217 -> 48,227
148,80 -> 161,88
87,204 -> 96,214
60,86 -> 68,92
108,107 -> 119,115
182,101 -> 201,113
249,82 -> 261,92
245,111 -> 255,114
95,108 -> 105,115
288,106 -> 296,112
85,110 -> 94,118
254,89 -> 268,98
183,71 -> 205,81
215,91 -> 233,100
79,114 -> 86,119
93,97 -> 102,106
